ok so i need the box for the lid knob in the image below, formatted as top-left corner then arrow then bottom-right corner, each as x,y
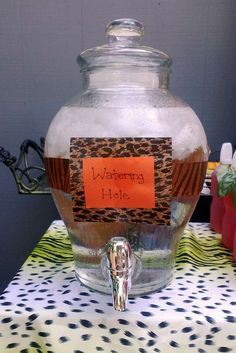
106,18 -> 144,46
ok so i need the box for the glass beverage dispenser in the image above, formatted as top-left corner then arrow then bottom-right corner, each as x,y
44,19 -> 208,311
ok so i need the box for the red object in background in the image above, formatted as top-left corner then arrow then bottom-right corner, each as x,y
222,193 -> 236,250
210,168 -> 225,233
210,143 -> 233,233
221,150 -> 236,251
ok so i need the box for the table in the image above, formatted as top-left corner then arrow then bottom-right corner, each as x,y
0,222 -> 236,353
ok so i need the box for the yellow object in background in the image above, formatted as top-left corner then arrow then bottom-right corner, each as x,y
207,162 -> 220,177
208,162 -> 220,170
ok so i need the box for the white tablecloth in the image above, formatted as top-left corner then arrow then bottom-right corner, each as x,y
0,221 -> 236,353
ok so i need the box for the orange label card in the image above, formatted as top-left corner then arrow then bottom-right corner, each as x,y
83,156 -> 155,208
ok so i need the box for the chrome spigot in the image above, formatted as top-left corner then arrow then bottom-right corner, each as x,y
106,237 -> 132,311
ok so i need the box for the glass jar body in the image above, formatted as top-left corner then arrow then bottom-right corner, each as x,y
44,70 -> 208,295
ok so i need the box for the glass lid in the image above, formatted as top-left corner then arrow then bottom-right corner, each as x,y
78,18 -> 172,71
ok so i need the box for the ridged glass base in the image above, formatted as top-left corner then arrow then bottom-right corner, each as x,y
74,262 -> 174,296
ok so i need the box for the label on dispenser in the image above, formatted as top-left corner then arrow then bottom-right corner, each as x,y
69,137 -> 172,224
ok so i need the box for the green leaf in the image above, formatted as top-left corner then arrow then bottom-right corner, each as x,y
217,169 -> 236,197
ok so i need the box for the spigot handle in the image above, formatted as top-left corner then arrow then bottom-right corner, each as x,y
106,237 -> 132,311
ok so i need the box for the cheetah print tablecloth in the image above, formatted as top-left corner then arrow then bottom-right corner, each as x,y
0,222 -> 236,353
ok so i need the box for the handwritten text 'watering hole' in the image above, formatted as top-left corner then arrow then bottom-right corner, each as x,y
82,157 -> 155,208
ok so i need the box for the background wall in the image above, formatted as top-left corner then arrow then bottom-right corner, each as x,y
1,0 -> 236,293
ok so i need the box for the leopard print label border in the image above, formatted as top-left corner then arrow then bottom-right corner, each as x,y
70,137 -> 172,224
